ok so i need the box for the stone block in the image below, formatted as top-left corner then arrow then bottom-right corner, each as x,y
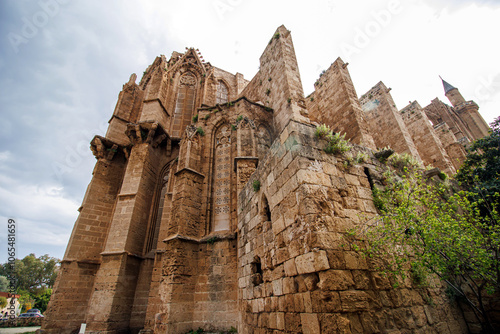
340,290 -> 370,312
300,313 -> 320,334
317,270 -> 355,291
295,250 -> 330,274
284,258 -> 298,276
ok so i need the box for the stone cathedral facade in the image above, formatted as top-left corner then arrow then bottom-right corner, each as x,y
41,26 -> 490,334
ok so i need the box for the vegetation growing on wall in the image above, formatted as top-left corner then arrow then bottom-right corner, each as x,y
360,164 -> 500,333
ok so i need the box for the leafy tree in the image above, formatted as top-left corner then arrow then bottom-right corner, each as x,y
33,288 -> 52,313
0,254 -> 59,295
0,275 -> 8,292
362,167 -> 500,333
15,290 -> 36,313
456,116 -> 500,215
0,296 -> 7,309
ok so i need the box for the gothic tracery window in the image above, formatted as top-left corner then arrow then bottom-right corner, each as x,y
216,81 -> 229,104
212,125 -> 231,231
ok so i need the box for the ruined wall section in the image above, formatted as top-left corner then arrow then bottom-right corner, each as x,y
400,102 -> 455,174
239,25 -> 309,134
424,98 -> 473,143
237,120 -> 468,334
432,122 -> 467,171
139,56 -> 171,131
359,81 -> 421,160
106,74 -> 145,146
306,58 -> 375,149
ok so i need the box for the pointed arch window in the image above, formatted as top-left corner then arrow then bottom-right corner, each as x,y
145,163 -> 173,254
216,81 -> 229,104
172,72 -> 197,138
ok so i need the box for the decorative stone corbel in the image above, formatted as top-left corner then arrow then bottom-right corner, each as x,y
90,136 -> 124,162
126,122 -> 170,148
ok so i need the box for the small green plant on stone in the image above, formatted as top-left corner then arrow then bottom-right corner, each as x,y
231,124 -> 237,131
324,132 -> 351,155
438,171 -> 447,180
354,152 -> 368,164
192,114 -> 199,123
310,97 -> 314,102
268,77 -> 272,81
252,180 -> 261,192
387,152 -> 421,171
228,326 -> 237,333
207,237 -> 217,245
287,97 -> 291,104
314,124 -> 331,139
236,115 -> 243,122
274,32 -> 280,39
204,114 -> 210,120
196,127 -> 205,136
265,89 -> 271,96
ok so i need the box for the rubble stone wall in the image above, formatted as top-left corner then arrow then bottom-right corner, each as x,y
237,120 -> 468,334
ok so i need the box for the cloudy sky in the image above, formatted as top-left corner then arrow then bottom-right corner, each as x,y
0,0 -> 499,263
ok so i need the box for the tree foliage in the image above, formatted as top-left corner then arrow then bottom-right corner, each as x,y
0,276 -> 8,292
362,167 -> 500,332
0,254 -> 59,295
33,288 -> 52,313
0,296 -> 7,309
456,116 -> 500,215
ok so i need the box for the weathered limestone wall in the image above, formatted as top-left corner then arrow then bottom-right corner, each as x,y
360,81 -> 421,160
237,120 -> 468,333
239,25 -> 309,134
400,102 -> 456,174
432,122 -> 466,171
151,237 -> 238,333
306,58 -> 375,149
